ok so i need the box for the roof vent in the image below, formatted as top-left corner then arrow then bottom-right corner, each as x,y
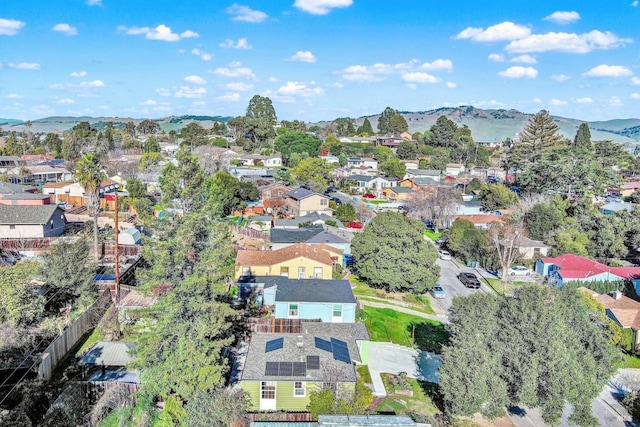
611,290 -> 623,300
297,335 -> 304,347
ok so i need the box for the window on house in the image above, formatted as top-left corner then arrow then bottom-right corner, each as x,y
298,267 -> 305,279
242,267 -> 251,276
50,221 -> 54,230
333,304 -> 343,318
294,381 -> 306,397
265,191 -> 271,198
533,247 -> 541,256
261,382 -> 276,399
9,225 -> 15,230
289,304 -> 299,318
280,267 -> 289,277
320,199 -> 328,206
313,267 -> 323,279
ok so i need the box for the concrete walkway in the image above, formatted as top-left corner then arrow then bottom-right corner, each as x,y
367,342 -> 441,397
357,298 -> 449,324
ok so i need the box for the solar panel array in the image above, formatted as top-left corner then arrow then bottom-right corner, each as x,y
306,355 -> 320,370
331,338 -> 351,364
265,337 -> 284,353
314,336 -> 352,364
264,361 -> 307,377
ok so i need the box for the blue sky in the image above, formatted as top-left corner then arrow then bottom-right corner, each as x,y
1,0 -> 639,122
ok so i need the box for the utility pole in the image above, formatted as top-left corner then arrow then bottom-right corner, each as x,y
114,191 -> 120,306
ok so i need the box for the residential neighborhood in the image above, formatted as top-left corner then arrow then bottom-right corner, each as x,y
1,2 -> 640,423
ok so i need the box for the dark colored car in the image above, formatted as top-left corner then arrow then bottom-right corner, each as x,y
344,254 -> 355,265
326,186 -> 337,193
331,197 -> 343,205
458,272 -> 481,289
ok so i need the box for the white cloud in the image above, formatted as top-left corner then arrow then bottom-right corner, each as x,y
532,98 -> 543,103
277,81 -> 324,97
191,48 -> 213,61
219,37 -> 251,49
340,59 -> 440,82
6,94 -> 22,99
422,59 -> 453,71
80,80 -> 105,87
211,63 -> 257,80
294,0 -> 353,15
609,96 -> 623,106
217,93 -> 241,102
576,97 -> 593,104
544,11 -> 580,24
498,66 -> 538,78
140,99 -> 157,105
401,72 -> 439,84
455,22 -> 531,42
488,53 -> 536,63
632,93 -> 640,99
583,64 -> 632,77
56,98 -> 75,104
445,82 -> 457,88
49,80 -> 104,97
117,24 -> 199,41
549,99 -> 568,106
155,88 -> 171,96
70,71 -> 87,77
631,77 -> 640,85
225,4 -> 268,23
290,51 -> 317,63
52,23 -> 78,35
224,82 -> 254,91
174,86 -> 206,98
87,0 -> 102,5
551,74 -> 571,82
505,30 -> 631,54
9,62 -> 41,70
184,75 -> 207,85
0,18 -> 25,36
633,1 -> 639,6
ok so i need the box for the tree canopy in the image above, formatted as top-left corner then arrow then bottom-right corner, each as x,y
274,131 -> 322,164
439,286 -> 619,426
480,184 -> 518,211
290,157 -> 335,193
352,212 -> 440,293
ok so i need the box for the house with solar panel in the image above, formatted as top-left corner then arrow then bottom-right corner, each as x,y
237,276 -> 357,323
239,322 -> 370,411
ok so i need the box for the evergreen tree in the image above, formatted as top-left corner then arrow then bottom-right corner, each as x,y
574,122 -> 593,151
357,118 -> 374,136
396,140 -> 418,159
389,114 -> 409,135
518,110 -> 565,164
377,107 -> 398,135
428,116 -> 458,148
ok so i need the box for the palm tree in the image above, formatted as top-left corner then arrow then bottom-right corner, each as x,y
76,153 -> 106,262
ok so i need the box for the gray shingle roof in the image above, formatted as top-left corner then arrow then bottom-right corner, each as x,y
273,213 -> 343,229
287,187 -> 317,200
305,231 -> 349,245
0,204 -> 64,225
1,193 -> 52,201
270,226 -> 324,243
265,276 -> 357,304
0,182 -> 37,194
240,322 -> 368,382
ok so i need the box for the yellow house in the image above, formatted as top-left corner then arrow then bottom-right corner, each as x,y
283,187 -> 332,217
382,186 -> 415,202
235,243 -> 341,279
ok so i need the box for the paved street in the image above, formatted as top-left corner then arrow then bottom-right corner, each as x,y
429,257 -> 491,315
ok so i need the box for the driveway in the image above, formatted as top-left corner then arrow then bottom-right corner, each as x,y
367,341 -> 441,397
429,257 -> 490,315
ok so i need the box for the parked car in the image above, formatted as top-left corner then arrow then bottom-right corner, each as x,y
458,272 -> 481,288
326,186 -> 337,193
347,221 -> 364,229
508,265 -> 532,276
438,250 -> 452,260
344,254 -> 355,265
331,197 -> 343,205
430,285 -> 446,299
362,193 -> 375,199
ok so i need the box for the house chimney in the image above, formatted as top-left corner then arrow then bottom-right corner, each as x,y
297,335 -> 304,347
611,290 -> 623,300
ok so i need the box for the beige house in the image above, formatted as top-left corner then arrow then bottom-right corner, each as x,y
235,243 -> 341,279
283,187 -> 332,217
585,289 -> 640,352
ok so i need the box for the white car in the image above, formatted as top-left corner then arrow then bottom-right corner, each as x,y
438,250 -> 452,260
508,265 -> 532,276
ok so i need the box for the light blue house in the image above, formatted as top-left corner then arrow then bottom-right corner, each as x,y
238,276 -> 357,323
599,202 -> 635,216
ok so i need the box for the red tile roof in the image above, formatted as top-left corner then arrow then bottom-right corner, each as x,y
542,254 -> 640,280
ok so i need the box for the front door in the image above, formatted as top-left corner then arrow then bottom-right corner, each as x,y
260,381 -> 276,410
298,267 -> 305,279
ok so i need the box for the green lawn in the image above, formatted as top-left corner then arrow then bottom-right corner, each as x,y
423,229 -> 443,240
366,200 -> 387,205
350,276 -> 435,314
621,355 -> 640,369
361,306 -> 449,353
485,278 -> 529,296
356,365 -> 372,384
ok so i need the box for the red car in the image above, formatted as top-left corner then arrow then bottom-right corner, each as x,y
347,221 -> 364,229
362,193 -> 375,199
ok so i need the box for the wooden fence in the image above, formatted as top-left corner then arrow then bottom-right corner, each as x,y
245,317 -> 321,334
230,225 -> 269,241
0,237 -> 56,250
38,291 -> 110,380
247,412 -> 314,423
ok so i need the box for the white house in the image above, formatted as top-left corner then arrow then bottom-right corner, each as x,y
346,157 -> 378,170
445,164 -> 465,177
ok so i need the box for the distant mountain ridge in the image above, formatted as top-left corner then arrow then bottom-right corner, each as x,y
2,108 -> 639,146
